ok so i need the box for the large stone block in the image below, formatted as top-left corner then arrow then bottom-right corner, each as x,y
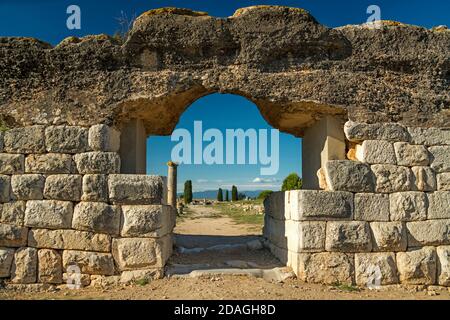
394,142 -> 429,166
81,174 -> 108,202
44,174 -> 82,201
1,201 -> 25,226
11,174 -> 45,200
324,160 -> 375,192
24,200 -> 73,229
370,222 -> 407,252
371,164 -> 413,193
291,252 -> 354,285
0,224 -> 27,247
429,146 -> 450,173
108,174 -> 165,205
266,241 -> 288,265
112,235 -> 172,271
354,193 -> 389,221
25,153 -> 74,174
0,247 -> 15,277
38,249 -> 62,284
325,221 -> 372,252
74,152 -> 120,174
411,166 -> 436,191
389,192 -> 427,221
0,154 -> 24,174
407,219 -> 450,247
344,121 -> 410,143
356,140 -> 396,164
4,126 -> 45,153
285,221 -> 326,253
283,191 -> 297,221
0,175 -> 10,202
45,126 -> 89,153
289,190 -> 353,221
437,173 -> 450,191
408,127 -> 450,146
428,191 -> 450,219
263,191 -> 286,220
62,250 -> 115,275
263,215 -> 287,249
355,252 -> 399,286
397,247 -> 437,285
121,205 -> 175,237
88,124 -> 120,152
72,202 -> 121,235
437,246 -> 450,286
11,247 -> 37,284
28,229 -> 111,252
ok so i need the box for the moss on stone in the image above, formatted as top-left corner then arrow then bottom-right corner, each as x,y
57,34 -> 115,47
337,20 -> 424,31
432,25 -> 448,32
0,119 -> 9,132
380,20 -> 404,27
14,37 -> 52,48
58,36 -> 81,46
85,34 -> 111,41
141,7 -> 208,17
233,5 -> 309,17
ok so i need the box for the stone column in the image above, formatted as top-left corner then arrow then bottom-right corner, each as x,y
167,161 -> 178,208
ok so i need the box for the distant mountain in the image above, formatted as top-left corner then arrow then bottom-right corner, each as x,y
177,190 -> 272,200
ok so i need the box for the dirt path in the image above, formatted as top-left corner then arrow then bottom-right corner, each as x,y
2,277 -> 450,300
170,204 -> 281,269
174,205 -> 260,237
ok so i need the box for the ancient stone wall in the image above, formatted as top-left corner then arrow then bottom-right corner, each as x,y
0,124 -> 175,288
264,121 -> 450,287
0,6 -> 448,290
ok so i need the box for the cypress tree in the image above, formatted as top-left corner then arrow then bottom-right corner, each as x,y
231,185 -> 238,201
225,190 -> 229,202
217,188 -> 223,202
184,180 -> 193,204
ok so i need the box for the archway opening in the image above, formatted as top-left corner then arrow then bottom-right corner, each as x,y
118,92 -> 347,275
146,93 -> 301,273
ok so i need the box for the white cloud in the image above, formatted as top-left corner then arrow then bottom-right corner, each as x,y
196,179 -> 208,183
252,177 -> 280,183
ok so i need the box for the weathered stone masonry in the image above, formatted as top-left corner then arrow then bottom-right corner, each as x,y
0,125 -> 176,287
264,122 -> 450,286
0,6 -> 449,288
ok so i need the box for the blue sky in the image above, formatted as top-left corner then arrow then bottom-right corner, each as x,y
147,94 -> 301,192
1,1 -> 448,192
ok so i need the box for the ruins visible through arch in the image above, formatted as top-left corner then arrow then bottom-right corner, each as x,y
149,93 -> 302,272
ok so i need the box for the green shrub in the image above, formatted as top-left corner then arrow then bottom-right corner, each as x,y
257,190 -> 273,200
281,173 -> 302,191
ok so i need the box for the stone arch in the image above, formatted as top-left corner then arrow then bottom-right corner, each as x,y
117,89 -> 347,189
0,5 -> 449,289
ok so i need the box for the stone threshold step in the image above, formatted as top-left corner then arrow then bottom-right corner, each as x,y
176,239 -> 264,254
166,265 -> 295,283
